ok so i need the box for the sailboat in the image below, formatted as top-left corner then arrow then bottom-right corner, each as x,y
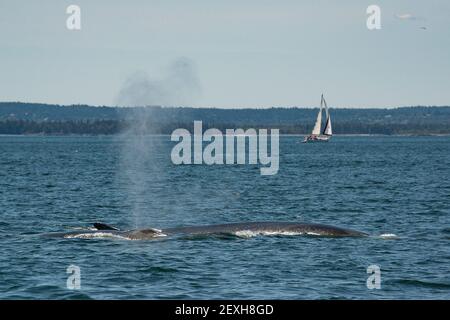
303,94 -> 332,143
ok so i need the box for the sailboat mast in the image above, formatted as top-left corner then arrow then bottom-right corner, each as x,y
323,95 -> 329,119
322,95 -> 332,136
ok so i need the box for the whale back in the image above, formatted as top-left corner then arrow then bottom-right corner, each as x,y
125,228 -> 165,240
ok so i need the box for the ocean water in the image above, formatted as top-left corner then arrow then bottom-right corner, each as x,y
0,135 -> 449,299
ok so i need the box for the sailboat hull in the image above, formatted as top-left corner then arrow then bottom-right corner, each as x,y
303,135 -> 331,143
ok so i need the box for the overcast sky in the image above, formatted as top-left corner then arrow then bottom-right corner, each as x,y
1,0 -> 449,108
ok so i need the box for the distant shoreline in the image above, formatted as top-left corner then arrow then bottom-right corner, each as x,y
1,102 -> 450,135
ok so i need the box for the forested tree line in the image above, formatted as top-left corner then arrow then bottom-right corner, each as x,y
1,119 -> 449,135
1,102 -> 449,135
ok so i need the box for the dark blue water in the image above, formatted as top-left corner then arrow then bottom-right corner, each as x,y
1,135 -> 449,299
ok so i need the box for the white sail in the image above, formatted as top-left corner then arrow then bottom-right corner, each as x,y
323,115 -> 332,136
322,96 -> 332,136
311,95 -> 323,135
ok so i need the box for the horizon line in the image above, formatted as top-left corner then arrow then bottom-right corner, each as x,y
1,101 -> 450,110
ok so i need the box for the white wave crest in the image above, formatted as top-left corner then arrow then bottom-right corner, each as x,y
152,232 -> 167,238
64,231 -> 168,240
378,233 -> 399,239
64,232 -> 132,240
69,227 -> 97,231
233,230 -> 313,238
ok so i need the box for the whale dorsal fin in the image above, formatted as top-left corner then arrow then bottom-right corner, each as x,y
93,223 -> 119,231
